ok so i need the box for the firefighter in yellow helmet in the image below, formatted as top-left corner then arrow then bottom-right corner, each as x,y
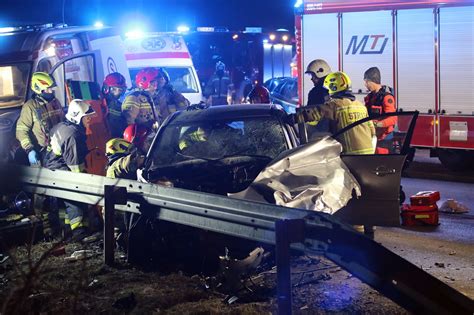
16,72 -> 64,166
105,136 -> 146,180
296,71 -> 375,155
16,72 -> 64,239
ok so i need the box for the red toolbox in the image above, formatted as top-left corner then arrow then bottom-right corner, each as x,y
401,204 -> 439,226
410,191 -> 440,206
402,203 -> 438,212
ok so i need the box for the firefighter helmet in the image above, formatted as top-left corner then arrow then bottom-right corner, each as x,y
31,72 -> 56,94
305,59 -> 331,79
105,138 -> 132,157
247,85 -> 271,104
123,124 -> 149,151
135,67 -> 159,89
323,71 -> 352,95
102,72 -> 127,95
65,99 -> 96,125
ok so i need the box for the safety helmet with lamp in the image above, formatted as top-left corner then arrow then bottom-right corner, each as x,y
102,72 -> 127,96
65,99 -> 96,125
305,59 -> 331,79
31,72 -> 56,94
123,123 -> 149,151
105,138 -> 133,157
323,71 -> 352,95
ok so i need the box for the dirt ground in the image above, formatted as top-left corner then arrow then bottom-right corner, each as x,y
0,235 -> 409,315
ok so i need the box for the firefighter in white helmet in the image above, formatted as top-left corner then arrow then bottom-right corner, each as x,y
305,59 -> 331,106
304,59 -> 333,136
43,99 -> 96,241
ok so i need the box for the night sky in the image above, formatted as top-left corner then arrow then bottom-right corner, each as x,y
0,0 -> 296,33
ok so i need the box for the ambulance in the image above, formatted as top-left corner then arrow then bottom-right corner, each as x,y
295,0 -> 474,170
0,23 -> 131,167
123,33 -> 203,105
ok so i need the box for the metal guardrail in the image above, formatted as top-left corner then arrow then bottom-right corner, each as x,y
14,165 -> 474,314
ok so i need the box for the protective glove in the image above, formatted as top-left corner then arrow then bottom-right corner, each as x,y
28,150 -> 41,166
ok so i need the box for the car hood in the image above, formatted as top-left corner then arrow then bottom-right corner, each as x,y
229,137 -> 361,214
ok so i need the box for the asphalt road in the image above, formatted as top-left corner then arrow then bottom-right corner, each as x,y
375,175 -> 474,300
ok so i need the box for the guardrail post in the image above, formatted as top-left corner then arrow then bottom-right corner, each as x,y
275,219 -> 305,315
104,185 -> 127,266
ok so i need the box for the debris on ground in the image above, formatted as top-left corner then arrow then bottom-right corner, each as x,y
64,249 -> 95,261
439,199 -> 469,214
435,262 -> 445,268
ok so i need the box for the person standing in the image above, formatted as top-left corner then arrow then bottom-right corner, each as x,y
204,61 -> 231,106
16,72 -> 64,238
363,67 -> 397,154
151,68 -> 189,123
43,99 -> 96,241
304,59 -> 332,137
16,72 -> 64,166
296,71 -> 375,155
102,72 -> 128,138
122,68 -> 158,129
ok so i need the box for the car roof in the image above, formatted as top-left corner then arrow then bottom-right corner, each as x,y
167,104 -> 289,125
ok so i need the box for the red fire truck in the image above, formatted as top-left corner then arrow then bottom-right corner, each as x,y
295,0 -> 474,170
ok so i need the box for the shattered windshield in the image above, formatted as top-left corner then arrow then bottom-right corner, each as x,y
0,63 -> 31,108
151,117 -> 288,167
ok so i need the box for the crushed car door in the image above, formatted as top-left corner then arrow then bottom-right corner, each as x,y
332,111 -> 418,226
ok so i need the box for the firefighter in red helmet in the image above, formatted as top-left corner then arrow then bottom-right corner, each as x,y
247,85 -> 271,104
122,68 -> 158,129
102,72 -> 128,138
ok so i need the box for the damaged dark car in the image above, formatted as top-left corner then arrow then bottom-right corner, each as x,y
139,104 -> 418,227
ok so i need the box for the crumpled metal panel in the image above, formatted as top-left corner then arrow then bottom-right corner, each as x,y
229,137 -> 361,214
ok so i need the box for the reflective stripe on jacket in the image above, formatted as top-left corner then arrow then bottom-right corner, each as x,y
298,97 -> 375,154
364,86 -> 397,140
44,120 -> 88,172
16,96 -> 64,152
122,91 -> 154,126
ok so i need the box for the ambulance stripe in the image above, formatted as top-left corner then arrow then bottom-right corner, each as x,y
125,52 -> 191,60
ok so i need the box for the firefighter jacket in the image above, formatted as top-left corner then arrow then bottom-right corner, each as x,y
178,127 -> 207,151
297,92 -> 375,155
204,74 -> 231,105
105,149 -> 143,180
16,95 -> 64,153
43,120 -> 88,172
122,90 -> 155,128
104,97 -> 127,138
152,84 -> 190,123
364,85 -> 397,140
307,78 -> 329,106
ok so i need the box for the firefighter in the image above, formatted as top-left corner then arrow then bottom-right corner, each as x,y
105,138 -> 145,180
43,99 -> 96,241
363,67 -> 397,154
16,72 -> 64,238
204,61 -> 231,106
304,59 -> 332,136
16,72 -> 64,166
102,72 -> 128,138
247,85 -> 271,104
122,68 -> 158,129
296,71 -> 375,155
151,67 -> 190,123
105,124 -> 151,179
305,59 -> 331,106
